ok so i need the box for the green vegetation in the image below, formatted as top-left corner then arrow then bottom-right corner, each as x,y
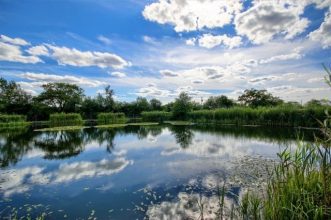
189,106 -> 327,127
35,126 -> 87,131
49,113 -> 83,126
0,114 -> 28,128
97,112 -> 127,125
141,111 -> 172,122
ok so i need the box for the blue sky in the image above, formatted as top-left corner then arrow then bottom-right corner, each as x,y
0,0 -> 330,103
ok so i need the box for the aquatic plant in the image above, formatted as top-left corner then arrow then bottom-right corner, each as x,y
97,112 -> 127,125
49,112 -> 83,126
0,114 -> 28,128
141,111 -> 172,122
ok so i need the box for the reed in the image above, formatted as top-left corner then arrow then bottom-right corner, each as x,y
49,113 -> 83,126
0,114 -> 28,128
97,112 -> 127,125
189,106 -> 327,127
141,111 -> 172,122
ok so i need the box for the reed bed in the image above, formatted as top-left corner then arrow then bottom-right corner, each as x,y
97,112 -> 127,125
0,114 -> 28,128
189,106 -> 327,127
141,111 -> 172,122
49,113 -> 83,126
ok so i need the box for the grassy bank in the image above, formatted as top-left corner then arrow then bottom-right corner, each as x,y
49,113 -> 83,126
141,111 -> 172,123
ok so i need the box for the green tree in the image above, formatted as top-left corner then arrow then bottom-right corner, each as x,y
37,82 -> 84,112
238,89 -> 283,107
0,77 -> 31,114
172,92 -> 192,119
204,95 -> 234,109
150,98 -> 162,111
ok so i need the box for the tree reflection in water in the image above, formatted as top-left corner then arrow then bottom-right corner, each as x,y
169,125 -> 194,149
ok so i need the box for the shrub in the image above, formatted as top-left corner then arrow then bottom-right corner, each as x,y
49,113 -> 83,126
97,112 -> 127,125
0,114 -> 27,128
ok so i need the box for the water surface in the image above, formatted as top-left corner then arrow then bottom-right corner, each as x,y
0,125 -> 314,219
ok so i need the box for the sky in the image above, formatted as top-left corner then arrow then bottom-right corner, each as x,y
0,0 -> 330,103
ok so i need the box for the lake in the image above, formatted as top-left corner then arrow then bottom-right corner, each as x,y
0,125 -> 315,219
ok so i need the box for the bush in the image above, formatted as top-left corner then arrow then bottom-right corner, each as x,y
97,112 -> 127,125
49,113 -> 83,126
141,111 -> 172,122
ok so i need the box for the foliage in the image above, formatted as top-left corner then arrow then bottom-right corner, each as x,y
49,113 -> 83,126
150,98 -> 162,111
238,89 -> 283,108
0,77 -> 31,114
97,112 -> 127,125
172,92 -> 193,120
141,111 -> 172,122
37,82 -> 84,112
203,95 -> 235,109
0,114 -> 28,128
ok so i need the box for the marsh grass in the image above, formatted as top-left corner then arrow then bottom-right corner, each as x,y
97,112 -> 127,125
189,106 -> 327,127
49,113 -> 83,127
141,111 -> 172,122
0,114 -> 28,128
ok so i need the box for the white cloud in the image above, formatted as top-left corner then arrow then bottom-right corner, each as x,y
97,35 -> 112,45
109,71 -> 126,78
20,72 -> 106,87
259,51 -> 303,64
46,45 -> 130,69
185,38 -> 196,46
135,85 -> 172,97
249,76 -> 279,83
160,69 -> 178,77
26,45 -> 49,56
198,34 -> 243,49
0,34 -> 30,46
143,0 -> 243,32
309,9 -> 331,49
0,42 -> 42,64
235,2 -> 309,44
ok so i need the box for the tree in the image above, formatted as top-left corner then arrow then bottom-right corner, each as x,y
204,95 -> 234,109
150,98 -> 162,111
134,97 -> 150,115
305,99 -> 330,108
37,82 -> 84,112
0,77 -> 31,114
172,92 -> 192,119
238,89 -> 283,107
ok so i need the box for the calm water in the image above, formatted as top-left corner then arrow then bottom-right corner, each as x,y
0,125 -> 314,219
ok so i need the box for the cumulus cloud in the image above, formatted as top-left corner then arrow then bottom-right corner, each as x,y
0,42 -> 42,63
235,2 -> 309,44
46,45 -> 130,69
20,72 -> 106,87
26,45 -> 49,56
0,34 -> 30,46
198,34 -> 243,49
143,0 -> 243,32
309,9 -> 331,49
135,85 -> 172,97
249,76 -> 279,83
109,71 -> 126,78
185,38 -> 196,46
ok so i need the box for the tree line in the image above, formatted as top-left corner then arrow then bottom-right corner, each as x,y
0,77 -> 329,121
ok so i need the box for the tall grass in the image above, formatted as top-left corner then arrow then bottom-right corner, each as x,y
189,106 -> 327,127
237,114 -> 331,219
49,113 -> 83,127
0,114 -> 28,128
141,111 -> 172,122
97,112 -> 127,125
